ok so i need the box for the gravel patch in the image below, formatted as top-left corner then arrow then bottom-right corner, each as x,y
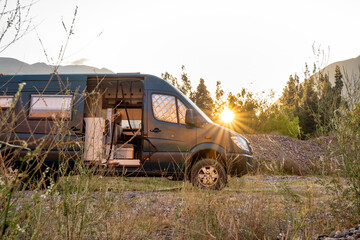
245,134 -> 337,174
316,224 -> 360,240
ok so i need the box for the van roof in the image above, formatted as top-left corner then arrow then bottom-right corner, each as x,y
0,73 -> 150,78
0,73 -> 175,92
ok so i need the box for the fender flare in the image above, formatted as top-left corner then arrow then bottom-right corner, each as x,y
189,143 -> 227,162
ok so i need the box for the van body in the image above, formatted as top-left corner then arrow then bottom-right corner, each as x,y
0,73 -> 253,189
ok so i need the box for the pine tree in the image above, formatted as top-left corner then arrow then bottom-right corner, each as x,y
298,77 -> 318,137
334,65 -> 343,107
179,65 -> 194,99
281,74 -> 301,111
212,81 -> 226,121
317,72 -> 333,134
193,78 -> 214,117
161,65 -> 194,100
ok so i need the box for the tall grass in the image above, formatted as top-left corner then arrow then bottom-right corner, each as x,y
1,73 -> 358,239
316,68 -> 360,224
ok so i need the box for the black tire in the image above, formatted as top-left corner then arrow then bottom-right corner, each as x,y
190,158 -> 227,190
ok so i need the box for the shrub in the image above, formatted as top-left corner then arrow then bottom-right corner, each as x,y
260,108 -> 300,138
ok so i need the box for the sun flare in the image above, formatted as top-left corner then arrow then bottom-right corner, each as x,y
220,108 -> 234,123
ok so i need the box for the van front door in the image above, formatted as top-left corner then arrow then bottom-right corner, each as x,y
144,92 -> 196,174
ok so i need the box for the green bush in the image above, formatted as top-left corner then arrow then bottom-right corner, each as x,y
260,108 -> 300,138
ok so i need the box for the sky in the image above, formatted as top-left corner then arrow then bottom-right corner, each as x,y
2,0 -> 360,99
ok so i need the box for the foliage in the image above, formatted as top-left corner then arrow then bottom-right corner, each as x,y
260,107 -> 300,138
297,76 -> 317,138
212,81 -> 226,121
192,78 -> 214,117
179,65 -> 195,100
162,67 -> 215,118
279,64 -> 344,138
161,65 -> 195,102
350,103 -> 360,135
325,100 -> 360,218
162,61 -> 346,140
281,74 -> 302,112
334,65 -> 344,108
226,89 -> 262,134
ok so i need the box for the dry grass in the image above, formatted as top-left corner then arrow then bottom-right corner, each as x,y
1,174 -> 355,240
0,75 -> 358,240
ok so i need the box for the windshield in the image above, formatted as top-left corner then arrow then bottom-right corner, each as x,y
174,87 -> 213,124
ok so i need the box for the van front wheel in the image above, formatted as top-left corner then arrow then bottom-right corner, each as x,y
190,159 -> 227,190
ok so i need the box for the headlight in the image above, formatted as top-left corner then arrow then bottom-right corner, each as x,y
231,134 -> 249,152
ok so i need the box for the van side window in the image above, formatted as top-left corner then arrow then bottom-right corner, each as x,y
0,96 -> 14,109
152,94 -> 177,123
29,95 -> 73,119
177,99 -> 188,124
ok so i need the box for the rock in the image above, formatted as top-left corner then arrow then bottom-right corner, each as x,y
334,230 -> 343,238
329,231 -> 336,237
316,234 -> 328,239
319,225 -> 360,240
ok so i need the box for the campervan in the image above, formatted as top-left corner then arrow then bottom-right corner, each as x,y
0,74 -> 252,189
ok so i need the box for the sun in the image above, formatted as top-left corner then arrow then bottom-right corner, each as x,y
220,108 -> 234,123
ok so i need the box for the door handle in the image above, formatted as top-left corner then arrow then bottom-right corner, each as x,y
150,128 -> 161,133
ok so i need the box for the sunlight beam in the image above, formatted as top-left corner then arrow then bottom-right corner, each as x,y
220,108 -> 234,123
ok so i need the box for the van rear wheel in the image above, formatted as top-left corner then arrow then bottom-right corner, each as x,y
190,159 -> 227,190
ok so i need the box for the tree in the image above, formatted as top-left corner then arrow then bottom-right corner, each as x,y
334,65 -> 344,108
161,65 -> 195,101
212,81 -> 226,121
298,77 -> 318,137
0,0 -> 33,53
179,65 -> 195,100
193,78 -> 214,117
281,74 -> 301,112
225,89 -> 260,134
161,72 -> 180,89
316,72 -> 333,134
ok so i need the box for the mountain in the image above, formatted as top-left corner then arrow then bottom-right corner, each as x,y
0,57 -> 114,74
321,55 -> 360,102
322,55 -> 360,85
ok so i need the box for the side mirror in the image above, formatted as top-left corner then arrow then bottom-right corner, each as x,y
185,109 -> 195,126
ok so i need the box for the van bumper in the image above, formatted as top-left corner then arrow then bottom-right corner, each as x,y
226,153 -> 253,176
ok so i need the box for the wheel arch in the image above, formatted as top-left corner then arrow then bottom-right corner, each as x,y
186,143 -> 228,178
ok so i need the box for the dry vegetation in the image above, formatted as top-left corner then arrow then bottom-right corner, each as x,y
0,79 -> 359,239
2,174 -> 353,240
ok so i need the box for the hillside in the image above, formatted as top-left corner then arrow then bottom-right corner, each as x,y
323,55 -> 360,85
321,55 -> 360,102
0,57 -> 114,74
